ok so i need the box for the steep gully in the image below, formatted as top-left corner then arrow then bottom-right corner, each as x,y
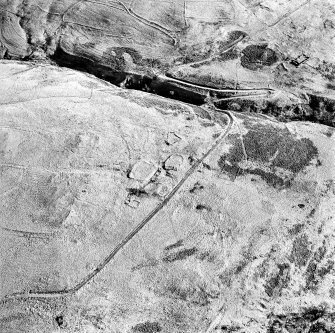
46,47 -> 335,127
49,47 -> 335,127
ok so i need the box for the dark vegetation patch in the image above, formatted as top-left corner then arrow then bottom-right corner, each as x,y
219,251 -> 253,286
102,47 -> 167,72
83,313 -> 105,330
189,182 -> 204,193
52,46 -> 136,86
326,83 -> 335,90
140,58 -> 168,72
288,223 -> 305,236
247,168 -> 291,188
199,120 -> 216,127
305,241 -> 333,291
162,248 -> 198,262
217,30 -> 247,62
267,308 -> 335,333
165,283 -> 191,302
192,106 -> 212,120
289,234 -> 312,267
243,125 -> 318,173
162,305 -> 188,331
308,94 -> 335,127
196,251 -> 216,262
317,60 -> 335,81
219,133 -> 245,165
330,287 -> 335,299
215,97 -> 335,127
126,187 -> 148,198
234,257 -> 252,275
101,47 -> 129,71
202,162 -> 212,169
218,269 -> 234,287
164,281 -> 215,306
221,325 -> 242,332
27,173 -> 80,227
131,258 -> 159,272
165,240 -> 183,251
323,127 -> 334,137
308,322 -> 332,333
161,6 -> 185,31
317,260 -> 334,279
241,44 -> 278,70
177,41 -> 213,65
55,315 -> 65,328
308,208 -> 316,217
264,263 -> 291,297
63,133 -> 82,154
228,30 -> 247,41
218,158 -> 242,180
218,124 -> 318,187
216,48 -> 239,62
195,204 -> 212,211
132,321 -> 162,333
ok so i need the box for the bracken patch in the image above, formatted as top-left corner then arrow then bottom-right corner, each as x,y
218,123 -> 318,188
